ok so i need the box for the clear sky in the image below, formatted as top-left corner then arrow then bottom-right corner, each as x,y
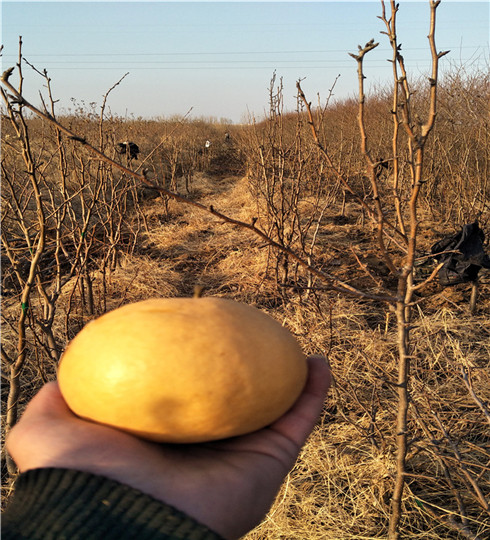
1,1 -> 489,123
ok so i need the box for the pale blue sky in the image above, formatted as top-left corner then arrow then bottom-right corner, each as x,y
1,1 -> 489,122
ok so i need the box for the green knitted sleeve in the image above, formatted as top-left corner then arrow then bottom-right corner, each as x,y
2,468 -> 224,540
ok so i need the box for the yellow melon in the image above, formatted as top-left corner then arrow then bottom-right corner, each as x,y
57,297 -> 307,443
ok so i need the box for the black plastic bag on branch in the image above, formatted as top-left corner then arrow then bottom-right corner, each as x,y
431,222 -> 490,286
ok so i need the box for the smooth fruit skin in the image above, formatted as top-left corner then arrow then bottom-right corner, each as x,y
58,297 -> 307,443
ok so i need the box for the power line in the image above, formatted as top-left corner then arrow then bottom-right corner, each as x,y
14,58 -> 438,66
24,65 -> 440,72
1,45 -> 485,59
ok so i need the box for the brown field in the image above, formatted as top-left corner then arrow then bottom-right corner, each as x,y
1,55 -> 489,540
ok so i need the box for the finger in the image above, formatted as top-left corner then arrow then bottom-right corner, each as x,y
269,355 -> 331,448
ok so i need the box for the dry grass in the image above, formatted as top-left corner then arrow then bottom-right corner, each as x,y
2,166 -> 489,536
2,71 -> 489,537
143,171 -> 490,539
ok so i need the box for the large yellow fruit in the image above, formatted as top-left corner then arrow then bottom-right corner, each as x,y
58,297 -> 307,443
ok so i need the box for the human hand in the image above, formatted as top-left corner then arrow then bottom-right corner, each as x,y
6,355 -> 331,540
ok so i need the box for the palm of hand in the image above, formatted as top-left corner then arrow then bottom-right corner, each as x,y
7,356 -> 330,540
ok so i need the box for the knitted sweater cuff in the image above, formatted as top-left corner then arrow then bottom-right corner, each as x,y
2,467 -> 224,540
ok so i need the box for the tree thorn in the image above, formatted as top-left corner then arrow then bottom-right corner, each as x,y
1,67 -> 15,82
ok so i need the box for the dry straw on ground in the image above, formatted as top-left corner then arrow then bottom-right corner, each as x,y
4,165 -> 487,537
1,31 -> 489,538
